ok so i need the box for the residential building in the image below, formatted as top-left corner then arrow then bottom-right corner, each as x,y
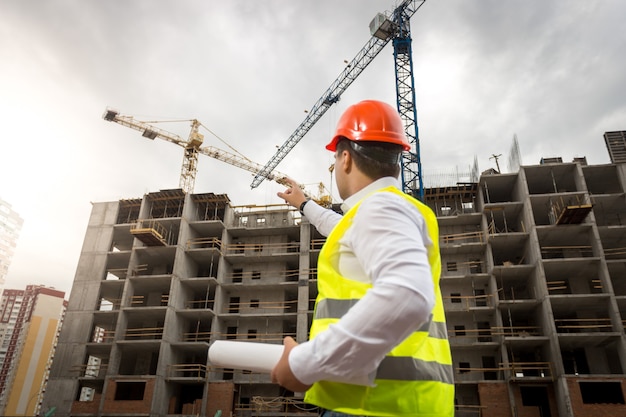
0,198 -> 24,288
0,285 -> 66,416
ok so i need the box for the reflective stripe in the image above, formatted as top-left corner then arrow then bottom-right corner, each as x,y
314,298 -> 359,320
377,356 -> 454,385
420,317 -> 449,339
315,298 -> 448,339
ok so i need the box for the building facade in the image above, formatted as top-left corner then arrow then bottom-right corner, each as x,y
43,159 -> 626,417
0,285 -> 66,416
0,197 -> 24,288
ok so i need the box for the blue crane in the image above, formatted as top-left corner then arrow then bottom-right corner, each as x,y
250,0 -> 427,200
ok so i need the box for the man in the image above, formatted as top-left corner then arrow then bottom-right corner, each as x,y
271,100 -> 454,417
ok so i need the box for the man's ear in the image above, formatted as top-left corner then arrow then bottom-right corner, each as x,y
340,150 -> 352,174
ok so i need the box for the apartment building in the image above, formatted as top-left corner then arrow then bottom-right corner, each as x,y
0,197 -> 24,288
0,285 -> 66,416
42,158 -> 626,417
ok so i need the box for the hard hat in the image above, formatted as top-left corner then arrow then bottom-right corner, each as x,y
326,100 -> 410,151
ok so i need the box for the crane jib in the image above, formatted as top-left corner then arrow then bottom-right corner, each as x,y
250,0 -> 426,199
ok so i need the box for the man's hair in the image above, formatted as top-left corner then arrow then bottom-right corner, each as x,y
336,137 -> 402,180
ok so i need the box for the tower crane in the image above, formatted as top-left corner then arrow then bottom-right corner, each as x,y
251,0 -> 427,200
102,108 -> 292,193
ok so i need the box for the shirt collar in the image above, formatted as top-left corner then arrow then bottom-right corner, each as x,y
340,177 -> 401,214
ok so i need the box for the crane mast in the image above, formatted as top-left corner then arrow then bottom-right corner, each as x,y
180,120 -> 203,194
103,108 -> 292,193
251,0 -> 426,200
392,1 -> 424,200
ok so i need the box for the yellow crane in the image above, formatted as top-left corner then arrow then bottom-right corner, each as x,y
102,108 -> 333,207
103,108 -> 292,193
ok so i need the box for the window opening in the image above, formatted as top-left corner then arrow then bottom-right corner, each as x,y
580,381 -> 625,404
114,381 -> 145,401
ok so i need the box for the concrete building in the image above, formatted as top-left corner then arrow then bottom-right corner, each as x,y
0,197 -> 24,288
43,157 -> 626,417
0,285 -> 66,416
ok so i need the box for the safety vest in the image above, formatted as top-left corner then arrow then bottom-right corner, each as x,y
305,186 -> 454,417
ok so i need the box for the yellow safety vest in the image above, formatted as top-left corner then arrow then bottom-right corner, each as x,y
305,186 -> 454,417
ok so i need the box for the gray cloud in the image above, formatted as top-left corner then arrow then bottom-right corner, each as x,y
1,0 -> 624,293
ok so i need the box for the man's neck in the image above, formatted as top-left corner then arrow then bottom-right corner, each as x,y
341,177 -> 400,212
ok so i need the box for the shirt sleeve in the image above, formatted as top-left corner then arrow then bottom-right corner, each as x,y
301,200 -> 343,237
289,192 -> 436,385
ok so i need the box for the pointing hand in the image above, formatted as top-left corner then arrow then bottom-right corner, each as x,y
277,177 -> 307,209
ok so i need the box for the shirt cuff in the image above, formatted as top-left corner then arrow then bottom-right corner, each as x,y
288,340 -> 376,386
288,342 -> 317,385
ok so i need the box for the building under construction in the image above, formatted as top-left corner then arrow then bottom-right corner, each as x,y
42,154 -> 626,417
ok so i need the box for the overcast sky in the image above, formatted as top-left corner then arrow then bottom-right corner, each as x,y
1,1 -> 625,295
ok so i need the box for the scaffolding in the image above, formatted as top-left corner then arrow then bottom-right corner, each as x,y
130,220 -> 168,246
551,195 -> 593,225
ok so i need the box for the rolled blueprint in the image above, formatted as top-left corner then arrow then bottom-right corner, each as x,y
208,340 -> 283,373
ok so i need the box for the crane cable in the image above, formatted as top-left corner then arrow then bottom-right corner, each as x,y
140,117 -> 255,164
198,122 -> 256,164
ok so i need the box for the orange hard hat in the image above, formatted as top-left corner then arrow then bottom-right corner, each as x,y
325,100 -> 410,151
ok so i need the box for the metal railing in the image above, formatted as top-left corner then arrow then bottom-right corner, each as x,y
441,231 -> 485,245
554,318 -> 613,333
124,326 -> 164,340
186,237 -> 223,251
167,363 -> 208,379
491,326 -> 542,337
224,241 -> 300,255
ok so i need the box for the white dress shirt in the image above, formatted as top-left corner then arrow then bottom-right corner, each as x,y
289,177 -> 436,386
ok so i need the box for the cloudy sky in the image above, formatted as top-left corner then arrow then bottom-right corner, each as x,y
1,1 -> 624,295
